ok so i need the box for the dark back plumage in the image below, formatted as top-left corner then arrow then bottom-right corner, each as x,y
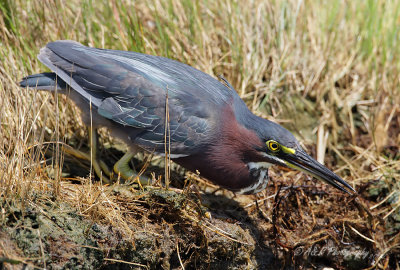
35,41 -> 241,155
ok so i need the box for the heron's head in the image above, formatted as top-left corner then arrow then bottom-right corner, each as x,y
249,118 -> 355,194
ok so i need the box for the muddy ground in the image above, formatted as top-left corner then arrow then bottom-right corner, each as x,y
0,157 -> 389,269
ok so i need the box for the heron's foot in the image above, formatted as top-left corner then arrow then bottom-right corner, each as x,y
113,152 -> 152,186
62,144 -> 112,184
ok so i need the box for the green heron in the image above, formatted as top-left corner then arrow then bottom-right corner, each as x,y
20,40 -> 355,195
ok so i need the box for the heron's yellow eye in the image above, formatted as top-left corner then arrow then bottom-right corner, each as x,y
267,140 -> 280,152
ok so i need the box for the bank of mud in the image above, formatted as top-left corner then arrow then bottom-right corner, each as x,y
1,181 -> 387,269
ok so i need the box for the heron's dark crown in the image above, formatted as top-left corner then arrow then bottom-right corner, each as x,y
232,95 -> 299,149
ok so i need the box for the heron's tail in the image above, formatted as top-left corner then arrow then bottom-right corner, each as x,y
19,72 -> 68,91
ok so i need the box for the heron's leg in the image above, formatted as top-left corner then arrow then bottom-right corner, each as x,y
113,152 -> 151,186
62,128 -> 111,183
63,128 -> 149,185
88,127 -> 112,182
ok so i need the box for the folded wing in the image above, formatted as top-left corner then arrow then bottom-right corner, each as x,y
38,41 -> 234,155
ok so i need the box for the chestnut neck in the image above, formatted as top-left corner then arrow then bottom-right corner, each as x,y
174,101 -> 266,191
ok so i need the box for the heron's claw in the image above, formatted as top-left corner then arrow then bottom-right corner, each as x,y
62,144 -> 112,183
113,152 -> 151,186
63,128 -> 150,186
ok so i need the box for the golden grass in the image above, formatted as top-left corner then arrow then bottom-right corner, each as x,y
1,0 -> 400,268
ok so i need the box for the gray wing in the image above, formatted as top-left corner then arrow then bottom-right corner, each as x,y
38,40 -> 235,155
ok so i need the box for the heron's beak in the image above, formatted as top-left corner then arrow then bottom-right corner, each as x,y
284,150 -> 356,194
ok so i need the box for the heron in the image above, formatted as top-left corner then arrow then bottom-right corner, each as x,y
20,40 -> 355,195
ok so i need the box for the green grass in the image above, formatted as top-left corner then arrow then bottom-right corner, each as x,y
1,0 -> 400,268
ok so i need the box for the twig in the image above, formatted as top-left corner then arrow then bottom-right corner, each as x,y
36,229 -> 46,269
185,213 -> 252,245
164,86 -> 171,190
176,241 -> 185,269
103,258 -> 148,269
349,225 -> 375,243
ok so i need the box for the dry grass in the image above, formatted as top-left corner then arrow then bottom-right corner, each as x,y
1,0 -> 400,269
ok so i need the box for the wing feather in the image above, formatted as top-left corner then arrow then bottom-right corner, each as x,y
39,40 -> 233,154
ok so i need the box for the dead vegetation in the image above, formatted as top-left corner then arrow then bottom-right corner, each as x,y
1,0 -> 400,269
